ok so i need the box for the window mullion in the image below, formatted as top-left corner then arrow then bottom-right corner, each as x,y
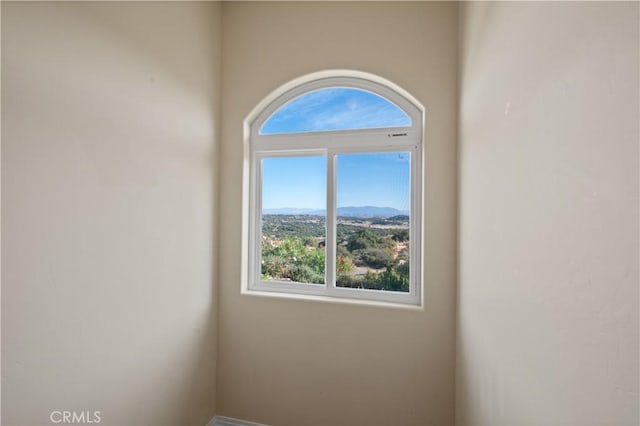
325,150 -> 337,294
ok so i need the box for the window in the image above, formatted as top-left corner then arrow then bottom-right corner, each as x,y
245,73 -> 423,306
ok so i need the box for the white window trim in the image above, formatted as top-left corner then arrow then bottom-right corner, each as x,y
242,70 -> 425,307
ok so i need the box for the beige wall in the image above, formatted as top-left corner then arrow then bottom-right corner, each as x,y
1,2 -> 221,424
218,2 -> 458,425
457,2 -> 639,425
4,2 -> 637,425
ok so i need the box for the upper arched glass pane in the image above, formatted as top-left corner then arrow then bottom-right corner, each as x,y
260,87 -> 412,135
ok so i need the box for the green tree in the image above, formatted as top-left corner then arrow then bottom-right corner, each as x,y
377,268 -> 409,292
391,229 -> 410,242
336,244 -> 355,275
360,248 -> 394,269
337,254 -> 355,275
347,229 -> 382,251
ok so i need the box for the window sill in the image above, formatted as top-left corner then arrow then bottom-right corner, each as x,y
241,287 -> 424,311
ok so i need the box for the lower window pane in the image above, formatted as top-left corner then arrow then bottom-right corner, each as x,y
335,152 -> 411,292
261,156 -> 326,284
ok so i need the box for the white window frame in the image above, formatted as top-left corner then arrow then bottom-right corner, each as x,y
243,71 -> 424,306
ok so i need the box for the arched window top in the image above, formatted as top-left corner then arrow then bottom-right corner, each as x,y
250,74 -> 423,142
260,87 -> 412,135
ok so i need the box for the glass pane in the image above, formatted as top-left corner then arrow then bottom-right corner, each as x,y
261,156 -> 326,284
335,152 -> 411,292
260,88 -> 411,135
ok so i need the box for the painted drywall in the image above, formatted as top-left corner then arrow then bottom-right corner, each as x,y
218,2 -> 458,425
457,2 -> 639,425
2,2 -> 221,424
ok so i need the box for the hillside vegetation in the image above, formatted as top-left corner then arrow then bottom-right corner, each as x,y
261,214 -> 410,292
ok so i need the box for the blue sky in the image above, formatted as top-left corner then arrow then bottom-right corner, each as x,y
260,87 -> 411,134
336,152 -> 410,211
262,156 -> 327,210
262,152 -> 410,212
261,88 -> 411,212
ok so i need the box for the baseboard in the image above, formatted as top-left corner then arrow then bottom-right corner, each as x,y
208,415 -> 267,426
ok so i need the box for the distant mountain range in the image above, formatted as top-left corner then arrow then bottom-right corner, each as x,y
263,206 -> 409,218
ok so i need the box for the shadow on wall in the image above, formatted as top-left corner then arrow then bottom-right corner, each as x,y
73,3 -> 222,424
1,2 -> 220,424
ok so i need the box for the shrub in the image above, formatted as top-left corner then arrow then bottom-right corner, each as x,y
337,254 -> 355,275
360,248 -> 393,269
396,261 -> 410,279
347,229 -> 382,251
336,274 -> 363,288
289,264 -> 324,284
261,236 -> 325,282
261,255 -> 286,279
391,229 -> 410,242
359,268 -> 409,292
378,268 -> 409,292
